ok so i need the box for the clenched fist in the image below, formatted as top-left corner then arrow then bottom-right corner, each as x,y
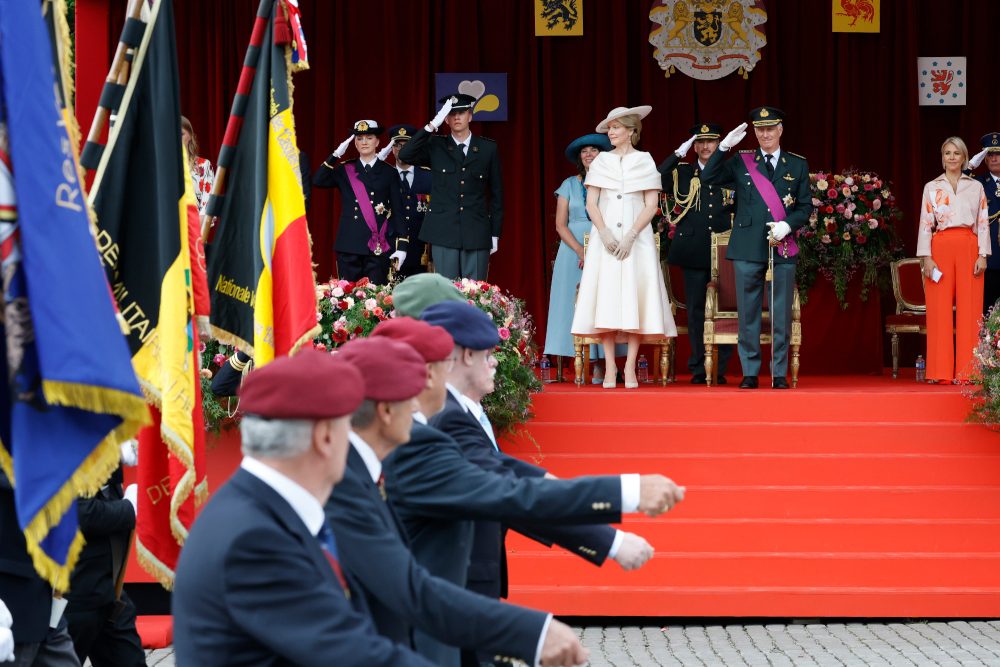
637,474 -> 685,516
540,619 -> 589,667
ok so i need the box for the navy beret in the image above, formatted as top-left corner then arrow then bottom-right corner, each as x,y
421,301 -> 499,351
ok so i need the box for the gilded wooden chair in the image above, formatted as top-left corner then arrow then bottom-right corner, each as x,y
572,233 -> 672,386
660,263 -> 687,383
884,258 -> 926,379
703,230 -> 801,387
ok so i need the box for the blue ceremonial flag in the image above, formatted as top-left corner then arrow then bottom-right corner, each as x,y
0,0 -> 148,590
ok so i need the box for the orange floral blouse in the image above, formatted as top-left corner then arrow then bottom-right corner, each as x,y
916,173 -> 990,257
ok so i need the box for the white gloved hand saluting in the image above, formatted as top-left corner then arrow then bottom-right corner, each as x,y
613,532 -> 655,571
675,134 -> 697,158
331,134 -> 354,160
428,96 -> 454,131
389,250 -> 406,268
719,122 -> 748,152
598,227 -> 619,254
119,439 -> 138,467
970,147 -> 989,170
767,221 -> 791,242
377,143 -> 393,161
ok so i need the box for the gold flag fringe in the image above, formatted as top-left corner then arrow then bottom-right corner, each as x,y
136,537 -> 175,590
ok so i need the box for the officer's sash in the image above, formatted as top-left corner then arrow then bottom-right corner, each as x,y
740,152 -> 798,258
345,163 -> 389,255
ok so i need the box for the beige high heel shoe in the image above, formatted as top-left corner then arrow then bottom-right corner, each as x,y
624,365 -> 639,389
603,365 -> 618,389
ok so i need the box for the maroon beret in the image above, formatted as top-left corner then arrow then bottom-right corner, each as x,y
336,337 -> 427,401
239,349 -> 364,419
370,317 -> 454,363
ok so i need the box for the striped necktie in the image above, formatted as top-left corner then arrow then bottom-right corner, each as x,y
316,524 -> 350,595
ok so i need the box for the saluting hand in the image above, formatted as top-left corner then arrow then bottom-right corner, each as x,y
638,474 -> 685,516
331,134 -> 354,159
675,134 -> 697,158
428,96 -> 455,131
719,122 -> 748,152
376,143 -> 393,161
970,148 -> 989,170
539,619 -> 590,667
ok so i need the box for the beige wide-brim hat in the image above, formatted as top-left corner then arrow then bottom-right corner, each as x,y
596,105 -> 652,133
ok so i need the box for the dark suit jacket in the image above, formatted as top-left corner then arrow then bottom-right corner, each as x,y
699,147 -> 812,264
173,467 -> 433,667
658,154 -> 734,269
66,468 -> 134,611
397,129 -> 503,250
312,157 -> 407,256
394,166 -> 432,275
974,172 -> 1000,269
0,472 -> 52,644
326,447 -> 545,667
210,349 -> 251,397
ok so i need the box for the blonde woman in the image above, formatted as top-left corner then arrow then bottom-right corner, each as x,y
917,136 -> 989,383
571,106 -> 676,388
181,116 -> 215,214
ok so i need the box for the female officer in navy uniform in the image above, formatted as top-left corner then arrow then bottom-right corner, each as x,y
313,119 -> 407,284
385,124 -> 433,277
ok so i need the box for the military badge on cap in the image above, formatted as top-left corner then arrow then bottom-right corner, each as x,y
352,119 -> 384,136
388,124 -> 418,145
749,106 -> 784,127
438,93 -> 478,112
689,122 -> 723,140
980,132 -> 1000,154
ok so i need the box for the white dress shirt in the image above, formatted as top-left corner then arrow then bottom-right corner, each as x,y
240,456 -> 326,536
347,432 -> 382,483
452,135 -> 471,156
396,165 -> 413,188
761,147 -> 782,166
359,155 -> 378,170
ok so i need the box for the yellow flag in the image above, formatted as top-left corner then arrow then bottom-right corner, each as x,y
832,0 -> 879,33
534,0 -> 583,36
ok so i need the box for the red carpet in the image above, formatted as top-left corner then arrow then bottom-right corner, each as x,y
501,374 -> 1000,617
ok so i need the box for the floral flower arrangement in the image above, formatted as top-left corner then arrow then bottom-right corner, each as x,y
200,277 -> 541,434
968,305 -> 1000,427
796,170 -> 905,307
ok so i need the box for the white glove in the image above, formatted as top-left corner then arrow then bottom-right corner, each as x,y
331,134 -> 354,159
0,627 -> 12,663
674,134 -> 697,158
598,227 -> 619,253
377,143 -> 393,161
970,147 -> 989,170
613,532 -> 654,571
767,221 -> 791,241
719,122 -> 748,152
119,439 -> 138,467
124,483 -> 138,516
0,598 -> 11,629
429,96 -> 454,131
389,250 -> 406,268
614,229 -> 638,260
490,236 -> 498,255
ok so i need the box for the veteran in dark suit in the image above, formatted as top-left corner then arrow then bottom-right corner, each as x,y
173,350 -> 434,667
330,334 -> 588,667
969,131 -> 1000,316
383,124 -> 433,278
398,94 -> 503,281
659,123 -> 736,384
700,108 -> 812,389
313,119 -> 407,284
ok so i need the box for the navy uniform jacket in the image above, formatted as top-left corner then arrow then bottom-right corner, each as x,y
658,154 -> 735,269
397,129 -> 503,250
326,447 -> 544,665
973,172 -> 1000,269
173,468 -> 433,667
0,472 -> 52,644
394,166 -> 432,275
699,148 -> 812,264
312,158 -> 406,256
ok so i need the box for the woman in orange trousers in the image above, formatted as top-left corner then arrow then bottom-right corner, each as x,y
917,137 -> 990,383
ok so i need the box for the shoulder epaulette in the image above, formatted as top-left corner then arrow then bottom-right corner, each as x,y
787,151 -> 807,160
419,165 -> 431,171
339,158 -> 358,166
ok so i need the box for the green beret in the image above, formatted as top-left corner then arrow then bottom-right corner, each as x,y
391,273 -> 465,318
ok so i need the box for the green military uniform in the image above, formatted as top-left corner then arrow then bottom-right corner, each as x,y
397,94 -> 503,281
658,122 -> 735,382
699,108 -> 811,386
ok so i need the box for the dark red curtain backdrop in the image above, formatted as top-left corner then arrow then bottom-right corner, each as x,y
77,1 -> 1000,374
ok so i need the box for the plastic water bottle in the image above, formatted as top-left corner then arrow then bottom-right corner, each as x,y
915,355 -> 926,382
637,354 -> 649,383
540,355 -> 552,383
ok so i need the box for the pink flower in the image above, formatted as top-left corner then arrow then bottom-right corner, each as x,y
355,290 -> 365,299
199,341 -> 207,352
332,286 -> 345,298
844,176 -> 854,186
373,306 -> 385,318
213,353 -> 227,366
821,234 -> 831,244
835,204 -> 846,213
864,183 -> 874,191
337,280 -> 350,288
811,198 -> 822,207
498,327 -> 511,341
868,219 -> 879,229
842,232 -> 851,241
827,188 -> 838,199
200,368 -> 213,379
364,298 -> 377,310
314,342 -> 327,351
872,199 -> 882,211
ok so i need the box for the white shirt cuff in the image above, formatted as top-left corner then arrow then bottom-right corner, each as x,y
620,473 -> 640,513
534,613 -> 554,667
607,529 -> 624,559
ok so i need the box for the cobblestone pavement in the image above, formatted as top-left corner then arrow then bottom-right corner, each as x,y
138,620 -> 1000,666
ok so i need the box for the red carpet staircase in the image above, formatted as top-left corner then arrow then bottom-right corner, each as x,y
502,376 -> 1000,618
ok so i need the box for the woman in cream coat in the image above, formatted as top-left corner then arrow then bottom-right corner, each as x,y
571,106 -> 676,388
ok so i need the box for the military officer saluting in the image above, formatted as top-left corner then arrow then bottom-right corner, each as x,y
700,107 -> 812,389
967,131 -> 1000,316
381,124 -> 433,278
398,94 -> 503,281
658,122 -> 736,384
313,119 -> 406,284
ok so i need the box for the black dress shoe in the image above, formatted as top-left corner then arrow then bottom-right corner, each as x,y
739,376 -> 758,389
690,375 -> 707,385
716,376 -> 728,385
772,377 -> 790,389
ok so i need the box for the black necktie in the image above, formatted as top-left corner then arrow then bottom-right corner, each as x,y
400,170 -> 411,192
363,163 -> 371,174
764,153 -> 774,178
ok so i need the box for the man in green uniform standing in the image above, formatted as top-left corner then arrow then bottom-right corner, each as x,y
398,94 -> 503,281
699,108 -> 811,389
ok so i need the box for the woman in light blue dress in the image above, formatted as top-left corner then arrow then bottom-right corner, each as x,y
543,133 -> 615,380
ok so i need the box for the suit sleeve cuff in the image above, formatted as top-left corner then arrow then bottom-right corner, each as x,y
607,529 -> 624,560
534,613 -> 553,667
621,473 -> 640,513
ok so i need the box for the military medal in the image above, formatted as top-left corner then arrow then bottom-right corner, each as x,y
373,245 -> 382,256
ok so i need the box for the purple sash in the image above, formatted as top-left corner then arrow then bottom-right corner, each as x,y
740,152 -> 798,258
345,163 -> 389,255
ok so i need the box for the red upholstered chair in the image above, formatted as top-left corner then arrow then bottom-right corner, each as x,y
703,230 -> 801,387
885,258 -> 926,379
660,262 -> 688,383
